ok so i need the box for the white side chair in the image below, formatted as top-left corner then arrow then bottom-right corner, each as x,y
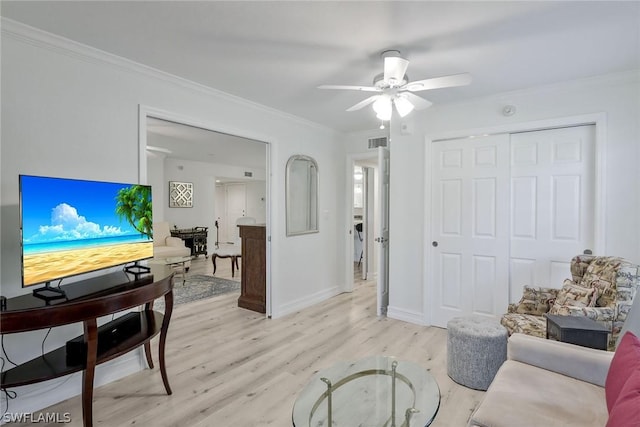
211,217 -> 256,277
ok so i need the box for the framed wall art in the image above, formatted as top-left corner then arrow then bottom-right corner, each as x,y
169,181 -> 193,208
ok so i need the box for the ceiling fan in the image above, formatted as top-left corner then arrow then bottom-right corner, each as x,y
318,50 -> 471,121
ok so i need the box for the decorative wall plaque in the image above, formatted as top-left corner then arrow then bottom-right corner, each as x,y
169,181 -> 193,208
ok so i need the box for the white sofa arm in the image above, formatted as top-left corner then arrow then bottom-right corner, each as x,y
165,236 -> 186,247
508,333 -> 613,386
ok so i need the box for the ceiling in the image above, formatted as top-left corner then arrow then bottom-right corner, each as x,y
2,1 -> 639,135
147,118 -> 267,170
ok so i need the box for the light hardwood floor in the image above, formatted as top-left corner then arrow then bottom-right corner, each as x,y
21,258 -> 484,426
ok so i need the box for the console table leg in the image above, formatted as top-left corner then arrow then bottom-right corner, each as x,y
159,290 -> 174,395
82,319 -> 98,427
144,342 -> 154,369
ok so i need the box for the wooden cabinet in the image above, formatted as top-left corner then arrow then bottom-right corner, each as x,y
237,224 -> 266,313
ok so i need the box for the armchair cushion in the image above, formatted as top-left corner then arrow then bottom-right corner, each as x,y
547,305 -> 615,323
500,313 -> 547,339
548,279 -> 598,314
165,236 -> 185,247
152,221 -> 191,261
605,332 -> 640,411
581,257 -> 621,295
513,286 -> 558,315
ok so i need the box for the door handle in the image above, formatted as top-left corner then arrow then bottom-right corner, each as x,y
583,249 -> 593,255
432,241 -> 438,247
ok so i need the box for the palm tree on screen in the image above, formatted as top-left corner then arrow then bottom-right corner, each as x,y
115,185 -> 153,239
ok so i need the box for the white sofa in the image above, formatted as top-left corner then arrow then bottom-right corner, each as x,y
469,294 -> 640,427
153,221 -> 191,263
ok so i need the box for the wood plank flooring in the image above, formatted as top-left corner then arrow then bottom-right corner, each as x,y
17,259 -> 484,426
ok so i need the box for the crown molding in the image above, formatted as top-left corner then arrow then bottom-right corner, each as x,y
1,18 -> 338,135
438,69 -> 640,110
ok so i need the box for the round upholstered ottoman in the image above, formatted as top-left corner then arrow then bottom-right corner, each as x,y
446,315 -> 508,390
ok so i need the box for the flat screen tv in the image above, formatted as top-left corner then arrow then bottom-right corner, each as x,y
20,175 -> 153,292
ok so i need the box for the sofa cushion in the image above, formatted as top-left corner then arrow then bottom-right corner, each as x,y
605,332 -> 640,411
605,368 -> 640,427
469,360 -> 608,427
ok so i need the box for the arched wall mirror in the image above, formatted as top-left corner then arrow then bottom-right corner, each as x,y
286,155 -> 318,236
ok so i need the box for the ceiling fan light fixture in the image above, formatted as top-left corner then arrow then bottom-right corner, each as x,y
394,96 -> 415,118
373,96 -> 392,121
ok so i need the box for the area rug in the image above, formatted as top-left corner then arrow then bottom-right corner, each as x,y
154,275 -> 240,310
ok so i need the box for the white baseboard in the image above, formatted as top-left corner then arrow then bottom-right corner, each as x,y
271,286 -> 342,319
2,350 -> 145,421
387,306 -> 427,326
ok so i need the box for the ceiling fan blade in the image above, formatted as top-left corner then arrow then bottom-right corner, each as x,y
384,56 -> 409,85
403,92 -> 433,110
346,95 -> 380,112
317,84 -> 380,92
403,73 -> 472,92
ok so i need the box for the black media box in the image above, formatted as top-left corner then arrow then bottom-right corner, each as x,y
66,312 -> 142,365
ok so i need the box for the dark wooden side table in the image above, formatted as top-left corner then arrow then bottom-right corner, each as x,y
546,314 -> 609,350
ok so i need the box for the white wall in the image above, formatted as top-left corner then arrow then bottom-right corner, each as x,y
0,20 -> 345,414
154,157 -> 266,252
388,70 -> 640,325
245,181 -> 267,223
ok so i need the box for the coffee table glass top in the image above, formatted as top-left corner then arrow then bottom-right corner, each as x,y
162,256 -> 192,265
293,355 -> 440,427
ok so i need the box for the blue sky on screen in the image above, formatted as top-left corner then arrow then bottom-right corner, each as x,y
21,176 -> 139,244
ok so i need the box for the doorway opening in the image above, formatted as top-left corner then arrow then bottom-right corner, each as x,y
352,158 -> 378,282
139,107 -> 271,316
348,149 -> 389,317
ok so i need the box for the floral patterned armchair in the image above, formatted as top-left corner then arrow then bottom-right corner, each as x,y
501,255 -> 640,350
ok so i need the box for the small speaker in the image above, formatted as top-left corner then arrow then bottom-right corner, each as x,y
65,312 -> 142,365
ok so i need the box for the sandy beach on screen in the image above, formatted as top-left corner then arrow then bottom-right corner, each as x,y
23,242 -> 153,286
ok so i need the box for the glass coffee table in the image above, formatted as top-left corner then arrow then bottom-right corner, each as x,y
293,356 -> 440,427
148,256 -> 191,285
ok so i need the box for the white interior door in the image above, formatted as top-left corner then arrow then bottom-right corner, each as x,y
431,135 -> 511,327
430,126 -> 596,327
226,183 -> 246,242
509,125 -> 595,301
376,146 -> 390,316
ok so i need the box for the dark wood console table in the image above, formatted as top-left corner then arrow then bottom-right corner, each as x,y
237,224 -> 266,313
0,272 -> 174,427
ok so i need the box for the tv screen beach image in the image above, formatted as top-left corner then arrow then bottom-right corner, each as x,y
21,176 -> 153,286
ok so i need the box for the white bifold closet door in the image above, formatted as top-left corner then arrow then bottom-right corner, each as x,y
430,125 -> 595,327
